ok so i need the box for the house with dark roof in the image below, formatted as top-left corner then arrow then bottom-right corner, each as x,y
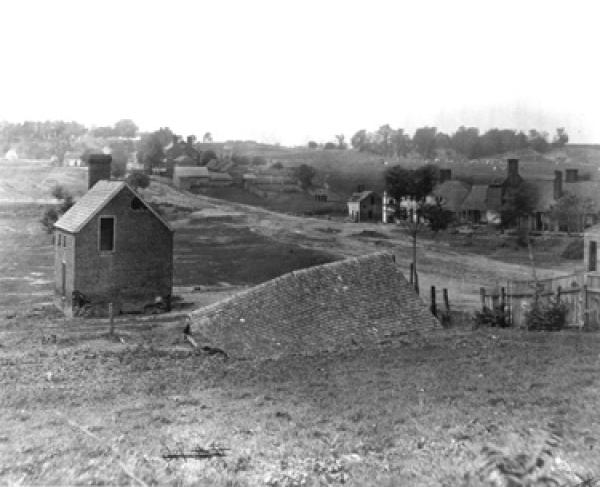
173,165 -> 210,190
53,154 -> 174,317
347,191 -> 382,222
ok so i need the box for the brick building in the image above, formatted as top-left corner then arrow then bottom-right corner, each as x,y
189,252 -> 440,359
53,154 -> 174,317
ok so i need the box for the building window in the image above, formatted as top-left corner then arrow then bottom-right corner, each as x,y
131,197 -> 144,210
63,235 -> 67,247
589,241 -> 597,272
99,217 -> 115,252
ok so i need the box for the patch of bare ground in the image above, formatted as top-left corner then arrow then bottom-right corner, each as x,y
1,316 -> 600,485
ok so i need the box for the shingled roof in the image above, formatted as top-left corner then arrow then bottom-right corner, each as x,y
189,252 -> 440,359
433,180 -> 470,212
54,180 -> 172,233
349,190 -> 378,202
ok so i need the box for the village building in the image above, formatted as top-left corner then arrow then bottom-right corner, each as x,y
63,151 -> 83,167
432,178 -> 471,220
347,190 -> 382,222
208,171 -> 233,186
53,154 -> 174,317
172,165 -> 210,190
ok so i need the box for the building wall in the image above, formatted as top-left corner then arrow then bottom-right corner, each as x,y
53,231 -> 76,316
359,194 -> 382,221
190,253 -> 440,359
72,187 -> 173,315
174,176 -> 209,190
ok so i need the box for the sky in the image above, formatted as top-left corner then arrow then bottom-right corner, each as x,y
1,0 -> 599,145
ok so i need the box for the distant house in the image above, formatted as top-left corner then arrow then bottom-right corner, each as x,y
432,179 -> 471,219
53,154 -> 174,317
208,171 -> 233,186
173,165 -> 210,191
63,151 -> 83,167
460,184 -> 502,224
347,191 -> 382,222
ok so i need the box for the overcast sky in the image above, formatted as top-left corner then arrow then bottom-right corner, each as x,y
1,0 -> 599,145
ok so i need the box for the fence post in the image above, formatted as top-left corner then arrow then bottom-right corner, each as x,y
109,302 -> 115,336
501,286 -> 506,325
430,286 -> 437,317
409,263 -> 414,286
584,284 -> 589,329
443,288 -> 451,326
414,270 -> 420,295
480,287 -> 486,310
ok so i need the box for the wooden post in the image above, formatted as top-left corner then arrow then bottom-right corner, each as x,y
480,287 -> 486,310
430,286 -> 437,317
501,286 -> 506,324
109,302 -> 115,336
584,284 -> 589,329
443,288 -> 450,313
414,270 -> 419,295
409,263 -> 414,285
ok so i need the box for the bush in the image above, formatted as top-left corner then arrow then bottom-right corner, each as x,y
561,238 -> 583,260
525,297 -> 568,331
473,306 -> 508,328
40,207 -> 60,234
126,172 -> 150,189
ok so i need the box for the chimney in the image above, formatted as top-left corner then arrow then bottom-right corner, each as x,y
554,170 -> 563,200
566,169 -> 578,183
88,154 -> 112,189
439,169 -> 452,184
507,158 -> 519,177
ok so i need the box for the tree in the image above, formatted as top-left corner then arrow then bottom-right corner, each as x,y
413,127 -> 438,159
422,200 -> 454,232
552,127 -> 569,148
109,145 -> 129,178
294,164 -> 316,189
137,127 -> 173,173
307,140 -> 318,149
500,181 -> 538,229
126,172 -> 150,189
202,132 -> 213,143
335,134 -> 347,150
113,119 -> 138,138
41,186 -> 74,233
385,164 -> 441,289
551,192 -> 595,233
351,129 -> 368,151
323,142 -> 337,150
528,129 -> 550,153
201,149 -> 218,165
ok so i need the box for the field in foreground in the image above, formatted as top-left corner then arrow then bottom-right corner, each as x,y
1,315 -> 600,486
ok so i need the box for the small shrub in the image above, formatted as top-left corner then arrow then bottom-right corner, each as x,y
561,238 -> 583,260
473,306 -> 508,328
40,207 -> 60,234
525,297 -> 568,331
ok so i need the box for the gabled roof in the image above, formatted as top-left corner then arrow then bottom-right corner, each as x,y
54,180 -> 172,233
527,179 -> 555,211
433,180 -> 470,212
209,171 -> 233,181
349,190 -> 379,202
461,185 -> 488,211
173,166 -> 209,178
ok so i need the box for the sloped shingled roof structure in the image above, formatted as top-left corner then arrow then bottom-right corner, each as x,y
190,252 -> 440,359
54,180 -> 172,233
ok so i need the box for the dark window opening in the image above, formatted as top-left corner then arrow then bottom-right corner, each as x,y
63,235 -> 67,247
589,241 -> 597,272
99,217 -> 115,252
131,197 -> 144,210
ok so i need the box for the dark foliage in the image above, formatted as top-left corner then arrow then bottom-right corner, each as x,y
126,172 -> 150,189
561,238 -> 584,260
294,164 -> 316,189
525,297 -> 568,331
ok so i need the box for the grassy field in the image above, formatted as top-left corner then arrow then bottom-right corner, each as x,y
1,315 -> 600,486
1,171 -> 599,485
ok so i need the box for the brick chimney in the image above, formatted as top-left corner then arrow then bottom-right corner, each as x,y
506,158 -> 521,186
88,154 -> 112,189
554,170 -> 563,200
565,169 -> 578,183
439,169 -> 452,184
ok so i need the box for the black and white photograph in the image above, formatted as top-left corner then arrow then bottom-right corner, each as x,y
1,0 -> 600,485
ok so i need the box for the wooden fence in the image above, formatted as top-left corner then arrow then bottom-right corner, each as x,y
481,271 -> 600,329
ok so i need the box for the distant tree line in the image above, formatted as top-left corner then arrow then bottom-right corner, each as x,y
0,119 -> 139,161
351,125 -> 569,159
